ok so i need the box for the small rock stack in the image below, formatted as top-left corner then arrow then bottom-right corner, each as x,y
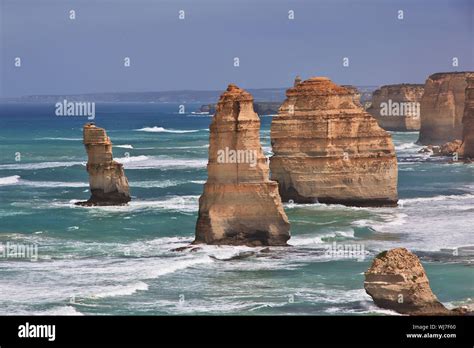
364,248 -> 466,315
76,123 -> 131,206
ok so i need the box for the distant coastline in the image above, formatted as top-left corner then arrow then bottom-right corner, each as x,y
0,86 -> 378,104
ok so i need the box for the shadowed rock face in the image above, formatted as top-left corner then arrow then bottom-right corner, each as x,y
364,248 -> 466,316
194,84 -> 290,246
418,72 -> 472,145
76,123 -> 131,206
460,74 -> 474,158
367,84 -> 424,131
270,77 -> 398,207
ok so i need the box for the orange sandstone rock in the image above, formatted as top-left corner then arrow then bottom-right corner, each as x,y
460,74 -> 474,158
270,77 -> 398,207
364,248 -> 466,315
76,123 -> 131,206
367,84 -> 424,131
418,72 -> 472,145
194,84 -> 290,246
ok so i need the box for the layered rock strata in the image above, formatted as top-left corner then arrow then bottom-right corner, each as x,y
270,77 -> 398,207
460,74 -> 474,158
418,72 -> 472,145
194,84 -> 290,246
364,248 -> 466,315
199,101 -> 281,116
367,84 -> 424,131
76,123 -> 131,206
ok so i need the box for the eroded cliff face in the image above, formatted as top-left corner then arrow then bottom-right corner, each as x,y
367,84 -> 424,131
270,77 -> 398,207
418,72 -> 471,145
460,74 -> 474,158
364,248 -> 466,315
76,123 -> 131,206
194,84 -> 290,246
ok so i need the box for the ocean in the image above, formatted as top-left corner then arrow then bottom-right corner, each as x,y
0,102 -> 472,315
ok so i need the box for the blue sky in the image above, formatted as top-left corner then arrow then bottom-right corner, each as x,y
1,0 -> 472,97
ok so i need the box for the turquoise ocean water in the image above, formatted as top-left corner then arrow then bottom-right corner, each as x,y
0,103 -> 472,315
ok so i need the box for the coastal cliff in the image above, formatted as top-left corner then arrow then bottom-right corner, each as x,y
194,84 -> 290,246
364,248 -> 466,315
76,123 -> 131,206
270,77 -> 398,207
367,84 -> 424,131
418,72 -> 471,145
460,74 -> 474,158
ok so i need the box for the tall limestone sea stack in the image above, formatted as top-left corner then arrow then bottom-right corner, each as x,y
460,74 -> 474,158
418,72 -> 472,145
76,123 -> 131,206
194,84 -> 290,246
367,84 -> 424,131
270,77 -> 398,207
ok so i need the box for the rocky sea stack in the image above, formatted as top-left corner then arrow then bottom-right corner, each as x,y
364,248 -> 466,316
76,123 -> 131,206
418,72 -> 472,145
367,84 -> 424,131
194,84 -> 290,246
270,77 -> 398,207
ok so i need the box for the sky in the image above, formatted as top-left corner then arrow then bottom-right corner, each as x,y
0,0 -> 472,97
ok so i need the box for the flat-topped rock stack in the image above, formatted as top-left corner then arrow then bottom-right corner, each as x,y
270,77 -> 398,207
460,74 -> 474,158
76,123 -> 131,206
194,84 -> 290,246
418,72 -> 472,145
367,84 -> 424,131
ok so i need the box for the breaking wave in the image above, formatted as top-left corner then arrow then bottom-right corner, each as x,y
135,127 -> 200,133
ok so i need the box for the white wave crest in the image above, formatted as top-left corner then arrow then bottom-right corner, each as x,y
0,175 -> 21,185
69,195 -> 199,213
135,126 -> 199,133
35,137 -> 82,141
0,161 -> 85,170
92,281 -> 149,299
400,194 -> 474,205
115,155 -> 206,170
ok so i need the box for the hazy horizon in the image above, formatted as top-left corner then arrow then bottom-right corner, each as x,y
1,0 -> 472,98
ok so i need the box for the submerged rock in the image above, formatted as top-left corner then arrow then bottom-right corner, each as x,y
418,72 -> 472,145
76,123 -> 131,206
194,84 -> 290,246
419,140 -> 462,157
364,248 -> 467,315
367,84 -> 424,131
270,76 -> 398,207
